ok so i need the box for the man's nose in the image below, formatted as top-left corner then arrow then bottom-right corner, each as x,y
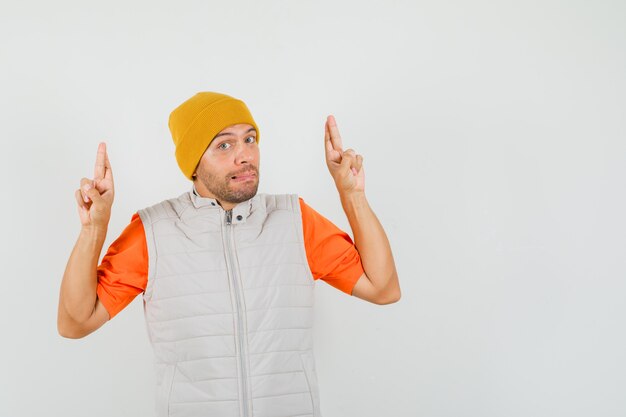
234,143 -> 254,164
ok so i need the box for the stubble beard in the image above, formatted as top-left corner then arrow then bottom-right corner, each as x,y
196,165 -> 260,205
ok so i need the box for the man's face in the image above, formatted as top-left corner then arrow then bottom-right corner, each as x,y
193,123 -> 260,206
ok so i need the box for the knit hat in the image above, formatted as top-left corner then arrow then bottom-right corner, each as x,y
168,92 -> 260,180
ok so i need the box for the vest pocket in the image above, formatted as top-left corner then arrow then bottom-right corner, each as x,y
299,352 -> 321,417
156,363 -> 177,417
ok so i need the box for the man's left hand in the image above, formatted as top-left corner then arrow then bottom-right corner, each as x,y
324,115 -> 365,195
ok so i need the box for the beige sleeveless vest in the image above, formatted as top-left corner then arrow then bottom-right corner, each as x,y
137,186 -> 322,417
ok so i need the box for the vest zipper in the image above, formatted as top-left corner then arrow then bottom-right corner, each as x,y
225,209 -> 250,417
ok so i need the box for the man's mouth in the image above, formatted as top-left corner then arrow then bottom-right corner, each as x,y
231,171 -> 256,181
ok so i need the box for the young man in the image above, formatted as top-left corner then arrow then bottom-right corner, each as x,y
58,92 -> 400,417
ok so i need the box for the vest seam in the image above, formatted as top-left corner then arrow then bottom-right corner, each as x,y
152,334 -> 236,344
248,348 -> 314,355
247,327 -> 313,334
158,348 -> 315,360
169,398 -> 238,405
148,305 -> 311,323
155,248 -> 229,257
252,390 -> 313,401
173,356 -> 237,364
148,288 -> 231,301
157,355 -> 235,364
251,370 -> 305,378
244,283 -> 313,291
151,269 -> 307,283
145,311 -> 233,324
245,304 -> 314,313
170,390 -> 311,405
151,269 -> 228,280
153,221 -> 294,239
169,369 -> 305,383
153,231 -> 223,239
174,376 -> 238,382
156,240 -> 304,257
241,262 -> 309,270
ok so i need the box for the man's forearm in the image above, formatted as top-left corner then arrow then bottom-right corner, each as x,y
339,191 -> 399,295
59,227 -> 106,324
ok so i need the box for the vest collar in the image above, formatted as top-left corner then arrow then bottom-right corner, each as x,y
189,184 -> 253,224
190,184 -> 220,208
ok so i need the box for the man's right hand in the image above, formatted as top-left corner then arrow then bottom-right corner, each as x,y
75,142 -> 114,231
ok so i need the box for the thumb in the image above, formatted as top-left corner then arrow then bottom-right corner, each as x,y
82,183 -> 104,207
340,150 -> 355,171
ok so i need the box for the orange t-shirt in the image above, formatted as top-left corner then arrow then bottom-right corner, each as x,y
96,198 -> 364,320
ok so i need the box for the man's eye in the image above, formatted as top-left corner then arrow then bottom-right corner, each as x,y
245,136 -> 256,143
219,143 -> 230,150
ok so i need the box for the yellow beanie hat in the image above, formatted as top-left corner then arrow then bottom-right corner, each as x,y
168,92 -> 260,180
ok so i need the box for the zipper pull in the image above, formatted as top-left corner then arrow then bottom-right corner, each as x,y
225,209 -> 232,225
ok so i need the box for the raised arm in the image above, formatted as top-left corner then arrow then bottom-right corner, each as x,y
57,142 -> 115,338
324,115 -> 400,305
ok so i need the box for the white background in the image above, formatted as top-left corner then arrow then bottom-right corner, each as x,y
1,1 -> 625,416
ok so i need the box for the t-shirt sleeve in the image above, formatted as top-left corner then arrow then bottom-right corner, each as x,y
96,212 -> 149,320
299,197 -> 364,295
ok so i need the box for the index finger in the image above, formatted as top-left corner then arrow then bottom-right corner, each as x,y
103,150 -> 113,180
327,115 -> 343,152
94,142 -> 107,180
